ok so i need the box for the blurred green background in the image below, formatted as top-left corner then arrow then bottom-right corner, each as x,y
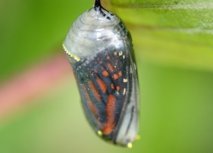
0,0 -> 213,153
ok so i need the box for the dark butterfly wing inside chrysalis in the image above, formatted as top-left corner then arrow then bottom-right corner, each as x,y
71,49 -> 131,140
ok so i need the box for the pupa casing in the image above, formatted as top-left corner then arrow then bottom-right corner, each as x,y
63,1 -> 139,147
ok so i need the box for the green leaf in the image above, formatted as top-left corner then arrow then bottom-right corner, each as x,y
110,0 -> 213,71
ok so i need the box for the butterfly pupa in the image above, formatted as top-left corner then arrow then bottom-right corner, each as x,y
63,0 -> 139,147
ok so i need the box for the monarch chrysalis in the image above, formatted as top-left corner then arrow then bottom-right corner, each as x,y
63,0 -> 139,147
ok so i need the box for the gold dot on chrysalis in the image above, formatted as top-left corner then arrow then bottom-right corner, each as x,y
127,143 -> 133,148
97,130 -> 103,136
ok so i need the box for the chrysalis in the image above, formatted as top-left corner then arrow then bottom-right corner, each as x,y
63,0 -> 139,147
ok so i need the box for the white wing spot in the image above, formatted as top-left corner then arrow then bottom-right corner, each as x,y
119,51 -> 123,56
123,78 -> 128,83
123,88 -> 126,95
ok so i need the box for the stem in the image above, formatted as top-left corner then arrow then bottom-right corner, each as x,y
94,0 -> 102,9
94,0 -> 110,19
